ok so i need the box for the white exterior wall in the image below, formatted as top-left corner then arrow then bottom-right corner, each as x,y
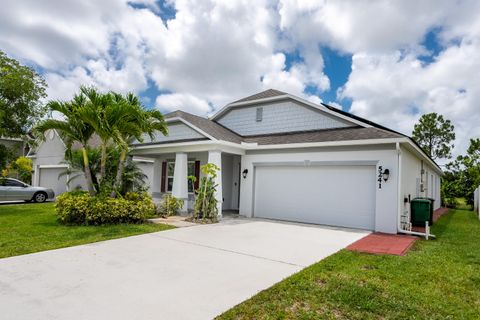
239,146 -> 399,233
135,160 -> 154,192
474,187 -> 479,217
32,131 -> 72,190
217,101 -> 354,136
33,131 -> 66,167
221,154 -> 241,210
400,146 -> 441,219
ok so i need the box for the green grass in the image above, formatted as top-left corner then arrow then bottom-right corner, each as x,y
456,197 -> 471,211
219,209 -> 480,320
0,203 -> 174,259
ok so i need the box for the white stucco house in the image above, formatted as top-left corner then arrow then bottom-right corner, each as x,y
31,89 -> 442,234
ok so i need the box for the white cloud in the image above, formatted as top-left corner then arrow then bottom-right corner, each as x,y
340,40 -> 480,160
155,93 -> 211,114
1,0 -> 480,157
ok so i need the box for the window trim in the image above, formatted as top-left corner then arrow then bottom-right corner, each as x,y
166,160 -> 196,194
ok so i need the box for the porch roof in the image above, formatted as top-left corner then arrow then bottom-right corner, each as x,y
165,110 -> 243,144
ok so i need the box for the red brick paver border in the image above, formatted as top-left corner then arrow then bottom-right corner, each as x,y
347,233 -> 417,256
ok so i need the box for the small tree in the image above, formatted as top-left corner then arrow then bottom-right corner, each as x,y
412,113 -> 455,160
192,163 -> 220,222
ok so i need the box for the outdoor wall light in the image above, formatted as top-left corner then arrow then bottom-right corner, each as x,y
383,168 -> 390,182
242,169 -> 248,179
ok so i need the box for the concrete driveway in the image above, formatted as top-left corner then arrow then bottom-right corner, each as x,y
0,218 -> 368,320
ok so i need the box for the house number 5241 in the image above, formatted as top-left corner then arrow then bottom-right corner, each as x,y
378,166 -> 383,189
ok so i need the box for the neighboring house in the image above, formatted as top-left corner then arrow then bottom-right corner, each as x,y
32,89 -> 442,234
0,137 -> 29,158
131,89 -> 442,234
28,130 -> 154,197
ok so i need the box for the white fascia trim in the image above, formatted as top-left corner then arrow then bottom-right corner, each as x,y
209,95 -> 289,120
132,156 -> 154,163
38,164 -> 69,168
403,139 -> 443,175
244,138 -> 405,150
131,140 -> 246,155
166,117 -> 217,141
52,129 -> 67,148
133,137 -> 405,151
132,140 -> 211,150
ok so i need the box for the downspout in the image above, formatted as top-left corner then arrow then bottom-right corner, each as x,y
396,142 -> 435,239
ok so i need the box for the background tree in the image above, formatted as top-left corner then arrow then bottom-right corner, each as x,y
412,113 -> 455,160
0,144 -> 16,172
446,138 -> 480,206
0,50 -> 47,137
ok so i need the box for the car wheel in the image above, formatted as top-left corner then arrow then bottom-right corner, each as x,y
33,192 -> 47,203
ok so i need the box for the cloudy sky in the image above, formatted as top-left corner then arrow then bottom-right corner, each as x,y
1,0 -> 479,159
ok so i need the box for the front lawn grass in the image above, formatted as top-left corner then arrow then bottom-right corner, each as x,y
0,203 -> 174,259
219,209 -> 480,319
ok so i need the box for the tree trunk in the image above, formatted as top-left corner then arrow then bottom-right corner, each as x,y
81,147 -> 96,196
111,149 -> 127,198
100,143 -> 107,181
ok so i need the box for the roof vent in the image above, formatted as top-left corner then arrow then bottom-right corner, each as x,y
256,107 -> 263,122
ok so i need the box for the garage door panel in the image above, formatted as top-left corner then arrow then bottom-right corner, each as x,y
254,165 -> 375,230
39,168 -> 67,197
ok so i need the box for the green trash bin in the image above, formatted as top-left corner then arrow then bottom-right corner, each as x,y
411,198 -> 433,226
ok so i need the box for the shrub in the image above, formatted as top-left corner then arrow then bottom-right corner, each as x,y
55,191 -> 90,225
158,194 -> 184,217
55,191 -> 155,225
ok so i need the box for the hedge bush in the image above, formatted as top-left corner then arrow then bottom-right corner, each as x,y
55,191 -> 156,225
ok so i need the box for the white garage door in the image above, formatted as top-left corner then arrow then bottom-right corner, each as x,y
253,165 -> 376,230
39,168 -> 67,197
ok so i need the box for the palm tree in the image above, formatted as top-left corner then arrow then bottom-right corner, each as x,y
33,95 -> 96,195
110,93 -> 168,197
75,86 -> 115,183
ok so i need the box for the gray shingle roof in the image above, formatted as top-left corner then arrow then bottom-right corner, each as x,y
242,127 -> 403,145
231,89 -> 287,104
165,110 -> 243,143
165,109 -> 402,146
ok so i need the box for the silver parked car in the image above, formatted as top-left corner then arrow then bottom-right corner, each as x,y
0,178 -> 55,203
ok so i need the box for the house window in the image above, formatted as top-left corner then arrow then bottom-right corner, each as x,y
256,107 -> 263,122
167,161 -> 196,193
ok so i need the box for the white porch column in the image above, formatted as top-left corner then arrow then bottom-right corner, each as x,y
33,164 -> 40,187
208,150 -> 223,218
152,158 -> 162,198
172,152 -> 188,212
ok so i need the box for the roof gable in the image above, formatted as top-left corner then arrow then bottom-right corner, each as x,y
216,99 -> 356,136
132,118 -> 209,145
35,130 -> 66,159
231,89 -> 287,103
